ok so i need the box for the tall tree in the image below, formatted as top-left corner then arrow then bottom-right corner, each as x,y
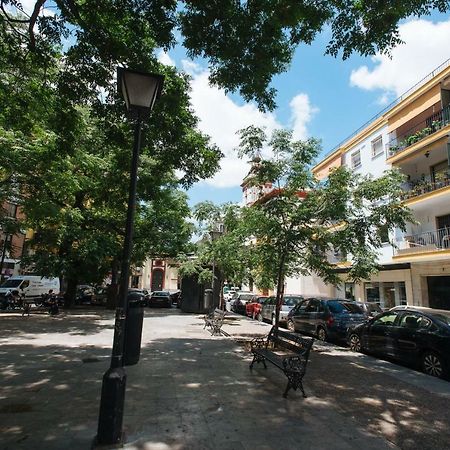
237,126 -> 413,328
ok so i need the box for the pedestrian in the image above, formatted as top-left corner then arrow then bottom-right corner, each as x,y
47,289 -> 59,315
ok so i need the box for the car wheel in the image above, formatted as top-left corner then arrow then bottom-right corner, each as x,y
422,351 -> 446,379
349,333 -> 362,352
287,319 -> 295,332
317,326 -> 327,342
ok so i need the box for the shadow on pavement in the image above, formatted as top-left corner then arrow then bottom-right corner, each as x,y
0,311 -> 449,450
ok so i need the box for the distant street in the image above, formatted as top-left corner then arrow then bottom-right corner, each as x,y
0,308 -> 449,449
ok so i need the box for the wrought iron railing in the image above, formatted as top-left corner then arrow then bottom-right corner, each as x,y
400,173 -> 450,201
395,227 -> 450,255
386,104 -> 450,158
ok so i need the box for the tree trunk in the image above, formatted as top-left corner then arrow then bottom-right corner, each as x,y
274,253 -> 286,330
64,276 -> 78,309
106,259 -> 119,309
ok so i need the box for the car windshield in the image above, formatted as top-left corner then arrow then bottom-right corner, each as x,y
430,311 -> 450,326
284,297 -> 301,306
153,291 -> 169,297
328,300 -> 363,314
240,294 -> 254,301
0,279 -> 22,288
366,303 -> 382,313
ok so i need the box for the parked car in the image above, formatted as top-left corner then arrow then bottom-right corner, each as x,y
226,291 -> 250,312
246,296 -> 268,320
148,290 -> 172,308
75,285 -> 95,304
261,295 -> 303,325
356,301 -> 383,318
169,290 -> 182,306
231,292 -> 256,315
347,306 -> 450,379
91,287 -> 108,305
287,298 -> 366,341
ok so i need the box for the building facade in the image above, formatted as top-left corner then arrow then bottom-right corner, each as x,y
312,59 -> 450,310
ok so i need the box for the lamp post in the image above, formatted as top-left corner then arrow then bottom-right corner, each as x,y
96,67 -> 164,446
210,229 -> 223,309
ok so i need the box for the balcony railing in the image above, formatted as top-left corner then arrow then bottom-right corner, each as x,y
395,227 -> 450,256
400,172 -> 450,201
386,104 -> 450,158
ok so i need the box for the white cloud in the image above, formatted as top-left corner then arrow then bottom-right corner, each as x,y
350,18 -> 450,99
289,94 -> 319,141
183,61 -> 317,188
157,50 -> 175,67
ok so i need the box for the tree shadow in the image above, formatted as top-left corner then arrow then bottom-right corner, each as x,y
0,311 -> 449,450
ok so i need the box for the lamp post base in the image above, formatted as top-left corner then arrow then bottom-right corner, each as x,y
96,367 -> 127,446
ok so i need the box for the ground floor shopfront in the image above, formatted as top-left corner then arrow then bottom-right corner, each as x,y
286,259 -> 450,310
339,259 -> 450,310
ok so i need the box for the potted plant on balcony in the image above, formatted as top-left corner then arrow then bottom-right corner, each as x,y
432,120 -> 442,131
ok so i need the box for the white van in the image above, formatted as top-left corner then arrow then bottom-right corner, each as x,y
0,276 -> 60,299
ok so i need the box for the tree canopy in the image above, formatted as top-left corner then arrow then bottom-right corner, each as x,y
1,0 -> 449,110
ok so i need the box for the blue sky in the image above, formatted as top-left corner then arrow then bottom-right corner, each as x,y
159,11 -> 450,208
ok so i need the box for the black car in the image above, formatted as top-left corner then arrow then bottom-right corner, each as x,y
287,298 -> 367,341
347,306 -> 450,379
148,290 -> 172,308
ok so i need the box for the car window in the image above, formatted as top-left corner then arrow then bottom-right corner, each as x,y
327,301 -> 346,314
284,297 -> 302,306
429,312 -> 450,326
373,312 -> 399,326
240,294 -> 255,301
296,300 -> 310,311
341,302 -> 364,314
399,313 -> 431,330
304,299 -> 319,313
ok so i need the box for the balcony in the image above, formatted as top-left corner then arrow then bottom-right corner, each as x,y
386,104 -> 450,158
400,172 -> 450,202
395,227 -> 450,256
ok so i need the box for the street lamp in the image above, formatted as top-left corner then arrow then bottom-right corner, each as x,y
96,67 -> 164,446
210,228 -> 223,309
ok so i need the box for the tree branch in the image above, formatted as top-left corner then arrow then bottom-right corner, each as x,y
28,0 -> 46,50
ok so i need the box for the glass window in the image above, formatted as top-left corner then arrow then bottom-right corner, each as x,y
351,150 -> 361,169
21,280 -> 30,289
327,301 -> 346,313
297,300 -> 310,311
371,136 -> 383,158
365,282 -> 380,304
377,224 -> 389,244
284,296 -> 302,306
399,313 -> 431,330
305,299 -> 319,312
373,312 -> 399,326
344,283 -> 355,300
0,279 -> 22,288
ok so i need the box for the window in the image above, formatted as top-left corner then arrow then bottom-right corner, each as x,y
351,150 -> 361,169
377,224 -> 390,244
373,312 -> 399,326
344,283 -> 355,300
399,313 -> 431,330
305,299 -> 320,312
371,136 -> 383,158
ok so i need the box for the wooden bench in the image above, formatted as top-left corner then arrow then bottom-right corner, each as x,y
250,327 -> 314,398
204,308 -> 227,336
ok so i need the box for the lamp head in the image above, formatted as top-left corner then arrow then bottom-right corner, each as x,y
117,67 -> 164,119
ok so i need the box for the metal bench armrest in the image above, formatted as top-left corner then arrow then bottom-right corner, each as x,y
250,337 -> 267,350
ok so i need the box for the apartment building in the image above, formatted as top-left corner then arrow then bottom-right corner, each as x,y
313,59 -> 450,310
0,201 -> 27,280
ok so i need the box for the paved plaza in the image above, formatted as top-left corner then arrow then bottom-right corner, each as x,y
1,308 -> 450,449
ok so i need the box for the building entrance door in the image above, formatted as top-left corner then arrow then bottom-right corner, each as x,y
427,276 -> 450,310
151,269 -> 164,291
